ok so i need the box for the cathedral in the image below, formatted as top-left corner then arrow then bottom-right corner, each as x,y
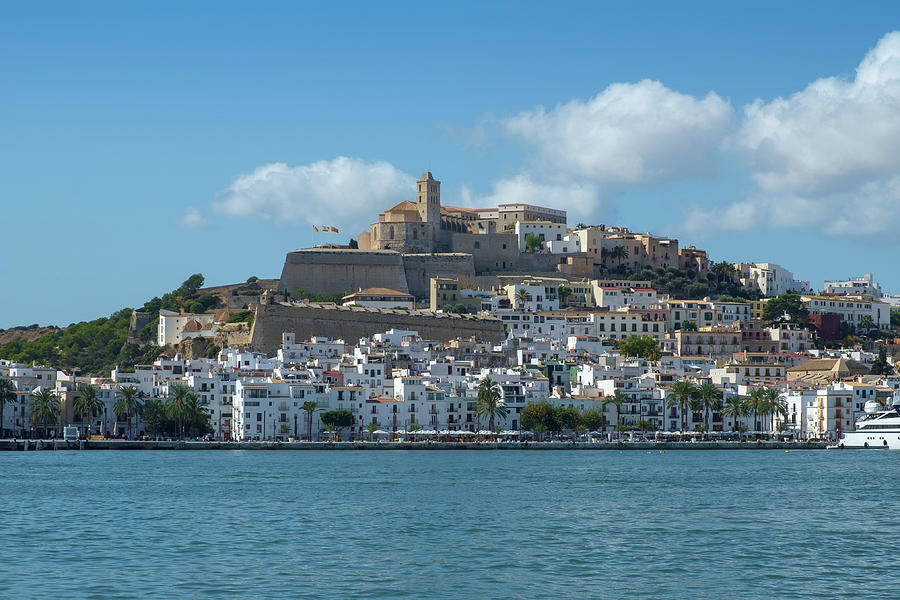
357,171 -> 565,254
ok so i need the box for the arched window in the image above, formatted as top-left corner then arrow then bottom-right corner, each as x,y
389,226 -> 394,240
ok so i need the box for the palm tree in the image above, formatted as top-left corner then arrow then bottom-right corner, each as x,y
607,389 -> 628,440
301,401 -> 318,441
763,388 -> 787,434
476,377 -> 509,438
695,382 -> 723,432
366,422 -> 378,441
0,378 -> 15,438
165,383 -> 193,439
604,245 -> 629,269
114,385 -> 143,439
667,380 -> 697,434
746,388 -> 767,434
182,392 -> 209,438
515,288 -> 530,309
30,388 -> 60,438
722,395 -> 748,438
73,383 -> 104,438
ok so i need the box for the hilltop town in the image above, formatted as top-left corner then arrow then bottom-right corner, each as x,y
2,171 -> 899,443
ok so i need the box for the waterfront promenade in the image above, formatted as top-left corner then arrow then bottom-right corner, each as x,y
0,439 -> 829,451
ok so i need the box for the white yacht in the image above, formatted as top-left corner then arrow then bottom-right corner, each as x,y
836,400 -> 900,449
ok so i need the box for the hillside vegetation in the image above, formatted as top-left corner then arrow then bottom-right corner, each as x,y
0,274 -> 230,375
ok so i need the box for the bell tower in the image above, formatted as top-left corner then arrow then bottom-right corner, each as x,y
416,171 -> 440,228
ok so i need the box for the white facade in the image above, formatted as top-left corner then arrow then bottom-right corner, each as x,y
593,286 -> 658,310
823,274 -> 882,298
514,221 -> 567,252
802,295 -> 891,328
544,233 -> 582,254
157,310 -> 216,347
737,263 -> 811,297
504,283 -> 560,312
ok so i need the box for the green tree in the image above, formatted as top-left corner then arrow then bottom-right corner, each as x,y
142,398 -> 168,438
762,388 -> 787,434
114,385 -> 143,439
746,388 -> 767,432
557,285 -> 572,306
476,377 -> 509,436
722,394 -> 748,437
178,273 -> 205,296
618,335 -> 662,362
762,294 -> 808,325
606,389 -> 628,440
0,378 -> 14,438
870,347 -> 893,375
581,407 -> 604,432
30,388 -> 60,438
520,401 -> 557,440
635,419 -> 654,436
680,320 -> 698,331
666,380 -> 697,434
695,382 -> 723,432
515,288 -> 530,309
302,401 -> 318,441
165,383 -> 194,439
366,422 -> 378,441
858,315 -> 875,331
73,384 -> 103,436
320,409 -> 352,440
524,233 -> 543,253
558,406 -> 581,434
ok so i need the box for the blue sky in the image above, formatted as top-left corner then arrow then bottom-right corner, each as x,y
3,1 -> 900,329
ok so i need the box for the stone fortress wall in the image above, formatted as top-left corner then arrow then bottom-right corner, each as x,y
248,301 -> 505,352
280,249 -> 412,295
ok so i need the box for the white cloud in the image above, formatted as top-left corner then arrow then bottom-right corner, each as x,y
471,175 -> 606,219
505,79 -> 734,185
681,31 -> 900,237
214,157 -> 415,234
736,32 -> 900,196
178,207 -> 212,229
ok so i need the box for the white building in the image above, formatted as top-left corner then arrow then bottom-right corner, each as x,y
823,274 -> 882,298
342,288 -> 414,309
545,233 -> 582,254
735,263 -> 811,297
157,310 -> 216,347
504,282 -> 560,312
514,221 -> 567,252
593,285 -> 658,310
801,295 -> 891,329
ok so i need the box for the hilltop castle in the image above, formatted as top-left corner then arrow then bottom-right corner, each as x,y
279,170 -> 706,300
357,171 -> 566,254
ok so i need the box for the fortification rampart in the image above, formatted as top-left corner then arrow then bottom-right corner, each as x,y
248,301 -> 504,352
402,253 -> 475,298
279,249 -> 409,296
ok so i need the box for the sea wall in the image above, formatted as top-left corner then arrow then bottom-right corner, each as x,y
248,301 -> 505,351
2,440 -> 831,451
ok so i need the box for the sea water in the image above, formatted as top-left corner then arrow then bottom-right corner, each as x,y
0,449 -> 896,599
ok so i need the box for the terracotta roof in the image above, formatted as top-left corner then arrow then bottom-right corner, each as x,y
385,200 -> 418,213
344,287 -> 413,298
182,319 -> 202,333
